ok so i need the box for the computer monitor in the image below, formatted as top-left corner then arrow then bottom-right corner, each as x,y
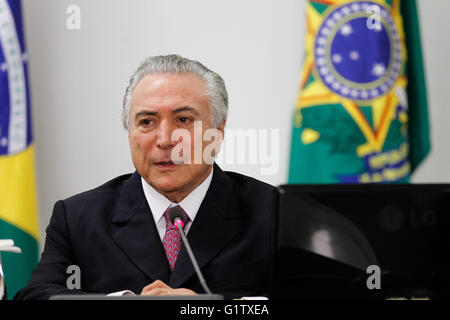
269,184 -> 450,300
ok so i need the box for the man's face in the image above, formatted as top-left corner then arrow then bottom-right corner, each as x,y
128,73 -> 224,202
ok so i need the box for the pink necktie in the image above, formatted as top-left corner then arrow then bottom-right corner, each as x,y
162,206 -> 190,270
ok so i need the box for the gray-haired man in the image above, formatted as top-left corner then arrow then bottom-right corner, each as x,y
15,55 -> 274,299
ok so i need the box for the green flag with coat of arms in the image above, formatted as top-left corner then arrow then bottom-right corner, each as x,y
288,0 -> 430,184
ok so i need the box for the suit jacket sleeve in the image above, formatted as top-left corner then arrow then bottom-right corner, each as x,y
14,200 -> 86,300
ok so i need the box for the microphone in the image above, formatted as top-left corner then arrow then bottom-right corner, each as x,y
169,206 -> 213,295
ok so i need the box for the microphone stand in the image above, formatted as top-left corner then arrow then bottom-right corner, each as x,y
175,220 -> 213,295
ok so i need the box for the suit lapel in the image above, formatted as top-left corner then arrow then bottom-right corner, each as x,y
168,164 -> 241,288
111,171 -> 171,283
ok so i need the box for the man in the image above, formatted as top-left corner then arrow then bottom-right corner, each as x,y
15,55 -> 275,300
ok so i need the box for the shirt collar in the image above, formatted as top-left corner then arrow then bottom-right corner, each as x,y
141,167 -> 214,225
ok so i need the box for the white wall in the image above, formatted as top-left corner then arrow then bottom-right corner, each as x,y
19,0 -> 450,245
411,0 -> 450,182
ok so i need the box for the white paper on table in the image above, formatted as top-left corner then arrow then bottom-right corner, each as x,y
0,239 -> 22,253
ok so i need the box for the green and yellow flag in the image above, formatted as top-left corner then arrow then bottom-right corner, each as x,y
0,0 -> 39,299
289,0 -> 430,183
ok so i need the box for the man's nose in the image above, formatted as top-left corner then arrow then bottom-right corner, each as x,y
156,120 -> 176,149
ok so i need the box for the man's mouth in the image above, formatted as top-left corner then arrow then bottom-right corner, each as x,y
154,160 -> 179,169
156,161 -> 174,165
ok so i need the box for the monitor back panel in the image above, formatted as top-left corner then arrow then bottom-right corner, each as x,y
270,184 -> 450,300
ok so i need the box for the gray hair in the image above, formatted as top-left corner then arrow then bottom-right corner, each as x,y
122,54 -> 228,130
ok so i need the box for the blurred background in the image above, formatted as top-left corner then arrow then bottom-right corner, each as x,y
1,0 -> 449,298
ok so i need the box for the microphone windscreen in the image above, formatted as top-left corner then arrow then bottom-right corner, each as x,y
169,206 -> 184,225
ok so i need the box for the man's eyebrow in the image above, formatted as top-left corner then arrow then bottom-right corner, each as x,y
134,107 -> 199,120
135,111 -> 157,119
173,107 -> 199,116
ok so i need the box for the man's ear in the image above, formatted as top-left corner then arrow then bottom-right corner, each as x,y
217,120 -> 226,139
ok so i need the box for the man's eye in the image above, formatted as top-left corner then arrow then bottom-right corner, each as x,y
139,119 -> 153,126
178,117 -> 192,124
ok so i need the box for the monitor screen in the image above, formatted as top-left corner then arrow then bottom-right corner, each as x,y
270,184 -> 450,300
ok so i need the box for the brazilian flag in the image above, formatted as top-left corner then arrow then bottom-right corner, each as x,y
289,0 -> 430,183
0,0 -> 39,299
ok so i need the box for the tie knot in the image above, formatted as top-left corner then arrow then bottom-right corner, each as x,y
163,205 -> 190,229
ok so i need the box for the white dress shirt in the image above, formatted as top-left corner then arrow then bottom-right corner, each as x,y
141,167 -> 214,241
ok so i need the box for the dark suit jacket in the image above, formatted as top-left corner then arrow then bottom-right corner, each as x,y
15,164 -> 275,300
